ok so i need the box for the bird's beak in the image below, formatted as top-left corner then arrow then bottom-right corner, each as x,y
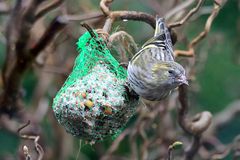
178,75 -> 189,86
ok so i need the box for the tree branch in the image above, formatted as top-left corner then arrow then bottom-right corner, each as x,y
168,0 -> 206,28
35,0 -> 64,21
178,85 -> 212,160
18,121 -> 44,160
164,0 -> 195,20
174,1 -> 222,57
0,1 -> 66,116
30,16 -> 67,55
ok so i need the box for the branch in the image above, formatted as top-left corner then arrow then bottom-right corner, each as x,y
22,145 -> 31,160
0,3 -> 66,116
99,0 -> 180,46
18,121 -> 44,160
165,0 -> 195,20
174,1 -> 222,57
35,0 -> 64,20
109,30 -> 138,60
168,0 -> 205,28
178,85 -> 212,160
0,0 -> 40,115
30,16 -> 67,55
100,0 -> 112,16
111,11 -> 155,28
185,136 -> 201,160
63,12 -> 104,21
101,129 -> 131,160
100,0 -> 155,31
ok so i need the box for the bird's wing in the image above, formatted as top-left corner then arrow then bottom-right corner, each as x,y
141,34 -> 166,48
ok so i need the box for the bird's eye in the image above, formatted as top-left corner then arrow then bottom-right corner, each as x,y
168,70 -> 174,74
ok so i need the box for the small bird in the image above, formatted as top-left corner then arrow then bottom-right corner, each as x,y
127,16 -> 188,101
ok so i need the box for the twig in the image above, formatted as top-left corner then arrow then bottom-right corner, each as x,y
233,135 -> 240,160
168,0 -> 205,28
63,12 -> 104,21
100,0 -> 155,31
178,85 -> 212,160
30,16 -> 67,56
1,0 -> 41,115
109,30 -> 138,60
111,11 -> 155,28
167,141 -> 183,160
100,0 -> 112,16
35,0 -> 64,20
165,0 -> 195,20
101,129 -> 131,160
80,23 -> 96,38
99,0 -> 180,47
0,0 -> 66,116
23,145 -> 31,160
185,136 -> 201,160
174,1 -> 221,57
168,146 -> 173,160
18,121 -> 44,160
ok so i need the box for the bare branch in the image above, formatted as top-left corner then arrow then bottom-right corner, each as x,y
109,30 -> 138,60
100,0 -> 155,31
178,85 -> 212,160
174,1 -> 221,57
35,0 -> 64,20
169,0 -> 205,28
165,0 -> 195,20
101,129 -> 131,160
23,145 -> 31,160
185,136 -> 201,160
0,0 -> 66,115
100,0 -> 112,16
18,121 -> 44,160
63,12 -> 104,21
30,16 -> 66,57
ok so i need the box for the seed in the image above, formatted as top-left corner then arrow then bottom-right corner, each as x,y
74,92 -> 80,97
85,100 -> 94,108
80,102 -> 85,108
81,92 -> 87,98
104,106 -> 112,115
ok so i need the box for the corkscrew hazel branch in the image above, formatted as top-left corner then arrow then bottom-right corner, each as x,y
18,121 -> 44,160
174,1 -> 222,57
178,85 -> 213,160
168,0 -> 206,28
100,0 -> 156,32
35,0 -> 64,21
0,1 -> 66,116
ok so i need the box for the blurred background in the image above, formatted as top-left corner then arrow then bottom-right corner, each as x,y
0,0 -> 239,159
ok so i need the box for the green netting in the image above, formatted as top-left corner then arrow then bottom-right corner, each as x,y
52,31 -> 139,142
55,31 -> 126,103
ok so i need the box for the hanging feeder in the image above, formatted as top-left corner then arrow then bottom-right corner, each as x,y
52,27 -> 139,142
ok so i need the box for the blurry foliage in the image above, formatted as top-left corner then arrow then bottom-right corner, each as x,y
0,130 -> 19,156
195,0 -> 240,113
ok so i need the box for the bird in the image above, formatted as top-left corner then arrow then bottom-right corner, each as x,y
127,16 -> 188,101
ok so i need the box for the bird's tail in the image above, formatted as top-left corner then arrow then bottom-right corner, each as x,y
154,16 -> 173,48
154,16 -> 166,37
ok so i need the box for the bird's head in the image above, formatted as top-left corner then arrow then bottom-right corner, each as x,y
152,61 -> 188,87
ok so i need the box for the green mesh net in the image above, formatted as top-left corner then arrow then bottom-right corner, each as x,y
52,31 -> 139,142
